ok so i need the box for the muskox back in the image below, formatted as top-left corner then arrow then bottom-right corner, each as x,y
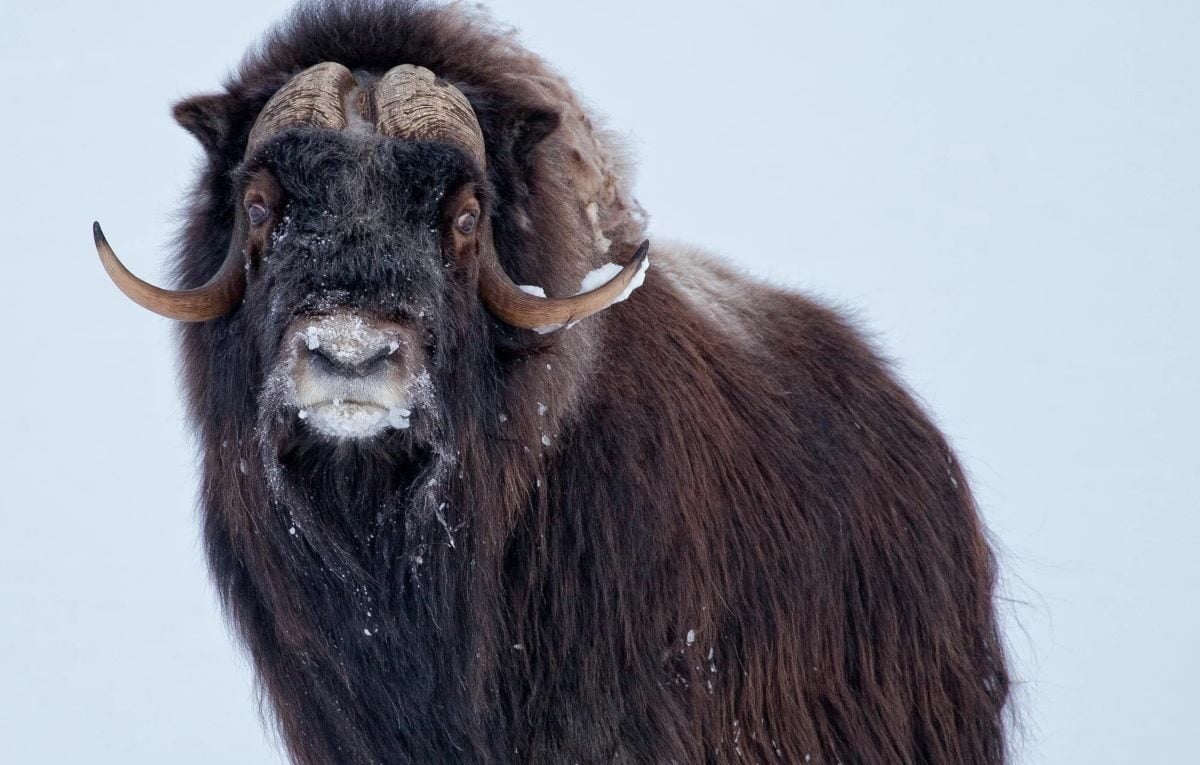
154,2 -> 1009,763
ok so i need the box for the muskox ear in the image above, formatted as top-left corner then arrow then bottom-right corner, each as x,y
172,92 -> 238,156
507,105 -> 560,164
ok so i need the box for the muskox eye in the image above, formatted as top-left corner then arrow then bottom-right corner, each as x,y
455,211 -> 477,235
247,203 -> 271,226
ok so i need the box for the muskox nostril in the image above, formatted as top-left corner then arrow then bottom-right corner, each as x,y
295,313 -> 407,380
357,346 -> 399,375
306,339 -> 399,378
309,345 -> 354,376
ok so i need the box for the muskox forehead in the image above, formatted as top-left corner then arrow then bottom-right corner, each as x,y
248,130 -> 480,222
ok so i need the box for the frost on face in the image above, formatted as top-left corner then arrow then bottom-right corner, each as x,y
278,313 -> 438,441
298,367 -> 434,440
302,402 -> 412,440
302,326 -> 321,351
297,314 -> 390,367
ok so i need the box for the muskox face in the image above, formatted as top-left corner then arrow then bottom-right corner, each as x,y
92,62 -> 648,469
240,131 -> 481,444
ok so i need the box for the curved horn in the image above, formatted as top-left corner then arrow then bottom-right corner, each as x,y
373,66 -> 648,331
95,62 -> 357,321
479,240 -> 649,332
247,61 -> 358,154
93,222 -> 245,322
373,65 -> 486,165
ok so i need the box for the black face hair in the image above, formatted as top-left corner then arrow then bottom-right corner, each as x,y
238,129 -> 481,334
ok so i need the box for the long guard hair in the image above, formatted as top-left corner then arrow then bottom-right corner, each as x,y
164,2 -> 1010,762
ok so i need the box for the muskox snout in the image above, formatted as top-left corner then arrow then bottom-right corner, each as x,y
305,336 -> 397,379
284,311 -> 429,440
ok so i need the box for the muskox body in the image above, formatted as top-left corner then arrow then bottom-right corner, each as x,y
146,2 -> 1010,763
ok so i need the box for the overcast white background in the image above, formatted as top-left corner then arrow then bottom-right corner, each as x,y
2,1 -> 1196,762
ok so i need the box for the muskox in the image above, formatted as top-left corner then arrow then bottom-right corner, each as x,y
94,2 -> 1010,763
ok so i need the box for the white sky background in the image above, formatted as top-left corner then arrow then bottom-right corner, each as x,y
1,1 -> 1197,762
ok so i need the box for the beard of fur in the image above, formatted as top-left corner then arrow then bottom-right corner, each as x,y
235,355 -> 514,761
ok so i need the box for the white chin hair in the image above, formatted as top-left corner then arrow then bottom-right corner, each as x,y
298,402 -> 412,440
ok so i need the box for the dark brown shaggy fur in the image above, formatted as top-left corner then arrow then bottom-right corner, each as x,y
163,1 -> 1009,763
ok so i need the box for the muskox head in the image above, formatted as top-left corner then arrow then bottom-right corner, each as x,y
95,63 -> 647,450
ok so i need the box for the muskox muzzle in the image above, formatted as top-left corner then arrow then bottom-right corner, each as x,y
284,310 -> 427,440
